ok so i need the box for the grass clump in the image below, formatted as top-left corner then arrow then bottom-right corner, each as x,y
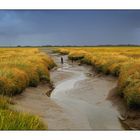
55,48 -> 69,55
0,95 -> 46,130
0,109 -> 46,130
118,62 -> 140,107
0,48 -> 55,96
68,50 -> 86,60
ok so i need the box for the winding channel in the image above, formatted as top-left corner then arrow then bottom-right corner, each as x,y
50,53 -> 124,130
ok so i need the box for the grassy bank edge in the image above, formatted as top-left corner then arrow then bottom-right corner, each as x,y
55,47 -> 140,108
0,48 -> 56,130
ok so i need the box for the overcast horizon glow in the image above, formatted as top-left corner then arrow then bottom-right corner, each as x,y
0,10 -> 140,46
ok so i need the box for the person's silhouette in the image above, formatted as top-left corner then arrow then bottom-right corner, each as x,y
61,56 -> 64,64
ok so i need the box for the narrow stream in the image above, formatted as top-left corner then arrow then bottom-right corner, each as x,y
50,54 -> 124,130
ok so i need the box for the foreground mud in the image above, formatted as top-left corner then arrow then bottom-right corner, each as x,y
13,83 -> 79,130
108,87 -> 140,130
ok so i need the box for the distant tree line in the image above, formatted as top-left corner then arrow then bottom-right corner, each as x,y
14,44 -> 140,48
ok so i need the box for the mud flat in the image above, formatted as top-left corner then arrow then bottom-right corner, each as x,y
13,83 -> 80,130
49,53 -> 124,130
12,48 -> 140,130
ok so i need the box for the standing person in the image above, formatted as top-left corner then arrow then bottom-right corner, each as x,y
61,56 -> 64,64
71,58 -> 74,63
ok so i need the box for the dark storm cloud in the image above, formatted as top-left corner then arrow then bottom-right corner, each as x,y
0,10 -> 140,45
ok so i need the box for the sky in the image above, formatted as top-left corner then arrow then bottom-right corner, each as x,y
0,10 -> 140,46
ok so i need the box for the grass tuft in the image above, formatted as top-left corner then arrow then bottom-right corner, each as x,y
0,48 -> 55,96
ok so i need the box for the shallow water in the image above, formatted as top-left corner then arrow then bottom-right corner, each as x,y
50,54 -> 124,130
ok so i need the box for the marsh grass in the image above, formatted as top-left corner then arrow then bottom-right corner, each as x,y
0,96 -> 46,130
0,48 -> 55,96
0,109 -> 46,130
56,47 -> 140,107
0,48 -> 55,130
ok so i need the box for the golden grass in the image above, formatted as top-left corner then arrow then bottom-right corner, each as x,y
0,96 -> 46,130
0,48 -> 55,130
0,48 -> 55,96
55,47 -> 140,107
0,109 -> 46,130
